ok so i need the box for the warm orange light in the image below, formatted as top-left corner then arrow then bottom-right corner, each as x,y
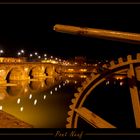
80,69 -> 87,72
80,75 -> 87,78
68,69 -> 74,72
68,74 -> 74,78
115,76 -> 125,80
24,68 -> 28,71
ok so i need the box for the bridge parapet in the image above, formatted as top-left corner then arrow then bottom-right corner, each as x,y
0,57 -> 25,63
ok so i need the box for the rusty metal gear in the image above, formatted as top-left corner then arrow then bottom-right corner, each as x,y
66,53 -> 140,128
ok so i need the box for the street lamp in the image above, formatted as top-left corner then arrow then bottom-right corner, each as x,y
30,54 -> 33,57
17,49 -> 25,57
17,52 -> 21,56
21,50 -> 24,53
35,52 -> 38,56
44,54 -> 47,57
0,50 -> 4,56
0,50 -> 4,53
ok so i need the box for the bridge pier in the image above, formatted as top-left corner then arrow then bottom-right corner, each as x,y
46,65 -> 59,77
30,66 -> 47,79
0,68 -> 7,85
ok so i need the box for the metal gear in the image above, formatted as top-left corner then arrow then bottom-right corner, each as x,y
66,53 -> 140,128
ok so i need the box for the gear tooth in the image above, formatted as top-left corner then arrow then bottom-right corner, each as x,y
127,55 -> 132,61
66,124 -> 71,128
137,53 -> 140,59
71,98 -> 76,103
69,104 -> 74,109
90,73 -> 95,77
86,78 -> 89,82
68,111 -> 73,115
86,78 -> 91,83
93,68 -> 97,73
118,57 -> 123,63
102,64 -> 108,68
77,87 -> 83,92
110,60 -> 115,66
81,81 -> 87,87
74,93 -> 79,97
87,75 -> 91,79
89,75 -> 93,80
66,117 -> 71,122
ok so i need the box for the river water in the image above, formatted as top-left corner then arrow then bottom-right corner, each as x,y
0,74 -> 135,128
0,74 -> 86,128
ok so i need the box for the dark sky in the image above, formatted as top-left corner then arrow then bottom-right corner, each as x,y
0,4 -> 140,60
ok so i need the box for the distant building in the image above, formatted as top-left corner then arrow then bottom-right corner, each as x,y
0,57 -> 26,63
74,56 -> 87,65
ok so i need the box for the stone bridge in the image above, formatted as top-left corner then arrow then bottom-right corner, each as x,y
0,62 -> 61,84
0,59 -> 97,85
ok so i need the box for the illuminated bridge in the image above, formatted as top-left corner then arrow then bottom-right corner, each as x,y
0,57 -> 98,85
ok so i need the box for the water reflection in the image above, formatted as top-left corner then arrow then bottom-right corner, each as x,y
0,87 -> 7,100
5,77 -> 62,98
0,73 -> 132,128
0,75 -> 86,128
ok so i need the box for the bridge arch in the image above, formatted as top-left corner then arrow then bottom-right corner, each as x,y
44,64 -> 58,77
28,65 -> 46,79
6,66 -> 29,81
44,66 -> 49,76
6,80 -> 31,97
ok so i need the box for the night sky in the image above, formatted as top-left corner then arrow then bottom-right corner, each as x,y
0,4 -> 140,61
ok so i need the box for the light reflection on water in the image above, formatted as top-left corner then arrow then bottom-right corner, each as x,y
0,74 -> 86,128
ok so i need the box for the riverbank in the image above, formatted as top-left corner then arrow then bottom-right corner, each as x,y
0,111 -> 33,128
